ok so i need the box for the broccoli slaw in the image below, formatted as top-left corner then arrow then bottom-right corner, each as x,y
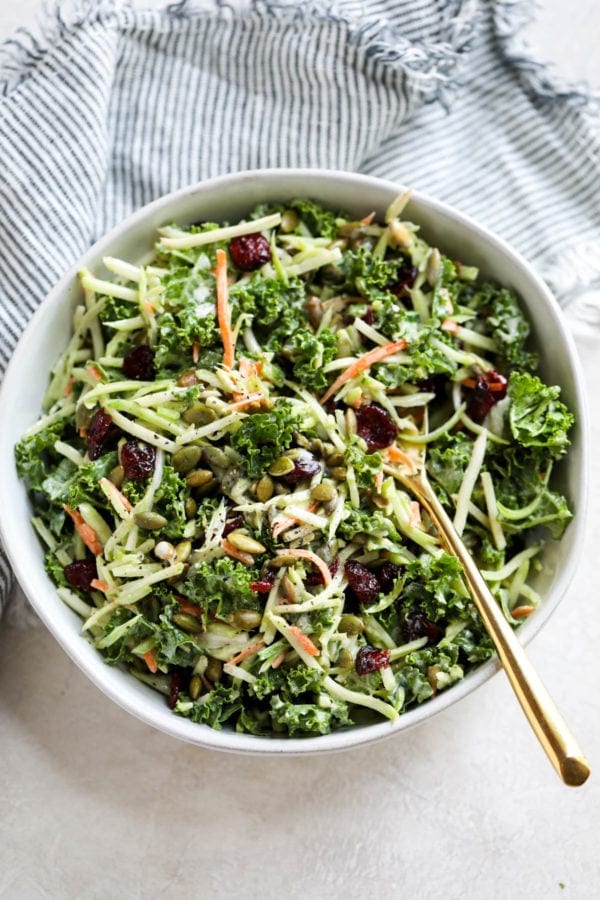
15,194 -> 575,736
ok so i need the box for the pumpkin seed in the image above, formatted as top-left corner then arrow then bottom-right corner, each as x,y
281,575 -> 298,603
337,648 -> 354,668
173,613 -> 203,634
134,510 -> 168,530
203,447 -> 230,469
338,221 -> 363,238
189,674 -> 202,700
177,370 -> 199,387
268,456 -> 295,477
184,497 -> 197,519
175,540 -> 192,563
339,614 -> 365,635
306,295 -> 323,329
426,247 -> 442,286
172,445 -> 202,473
205,657 -> 222,682
227,531 -> 266,555
330,466 -> 348,481
232,609 -> 262,630
311,482 -> 338,503
321,264 -> 344,284
388,219 -> 412,249
109,464 -> 125,488
186,469 -> 214,488
182,404 -> 217,426
75,404 -> 93,432
269,553 -> 299,568
256,475 -> 274,502
280,209 -> 300,233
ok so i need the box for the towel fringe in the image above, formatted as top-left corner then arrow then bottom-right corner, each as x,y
1,0 -> 480,106
494,0 -> 600,116
539,240 -> 600,306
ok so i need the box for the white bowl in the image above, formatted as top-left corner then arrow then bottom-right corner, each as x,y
0,169 -> 587,755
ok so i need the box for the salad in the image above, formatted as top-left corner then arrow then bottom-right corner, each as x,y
15,193 -> 575,736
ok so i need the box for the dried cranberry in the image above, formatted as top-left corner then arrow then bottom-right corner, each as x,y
355,644 -> 391,675
344,560 -> 381,605
306,557 -> 339,586
64,558 -> 98,592
464,369 -> 508,424
121,440 -> 156,479
376,562 -> 402,593
280,456 -> 321,486
250,577 -> 275,594
405,612 -> 444,644
168,670 -> 183,709
229,233 -> 271,271
87,408 -> 118,460
122,344 -> 155,381
355,403 -> 399,453
362,306 -> 374,326
388,265 -> 418,295
416,374 -> 447,399
223,514 -> 244,537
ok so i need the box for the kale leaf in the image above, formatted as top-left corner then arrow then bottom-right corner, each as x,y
508,372 -> 574,457
290,327 -> 337,393
177,557 -> 262,619
230,400 -> 299,477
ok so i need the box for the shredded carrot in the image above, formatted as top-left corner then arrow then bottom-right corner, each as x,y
287,625 -> 319,657
408,501 -> 422,528
271,650 -> 288,669
227,391 -> 265,411
176,597 -> 202,617
63,504 -> 103,556
511,605 -> 536,619
320,338 -> 407,405
90,579 -> 109,593
221,538 -> 254,566
360,211 -> 376,226
63,377 -> 75,397
386,444 -> 416,470
239,357 -> 258,379
273,548 -> 332,586
374,470 -> 384,493
227,640 -> 265,666
272,517 -> 297,539
216,248 -> 235,369
143,301 -> 155,315
441,318 -> 459,333
271,502 -> 319,539
462,377 -> 477,389
142,650 -> 158,673
79,427 -> 87,439
192,343 -> 200,364
88,365 -> 102,382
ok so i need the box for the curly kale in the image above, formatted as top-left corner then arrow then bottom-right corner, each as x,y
230,400 -> 299,477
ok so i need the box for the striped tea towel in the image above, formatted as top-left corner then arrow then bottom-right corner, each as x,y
0,0 -> 599,618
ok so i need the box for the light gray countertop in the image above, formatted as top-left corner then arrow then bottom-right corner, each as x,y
1,3 -> 599,899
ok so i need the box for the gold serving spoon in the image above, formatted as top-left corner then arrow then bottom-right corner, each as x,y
385,417 -> 590,787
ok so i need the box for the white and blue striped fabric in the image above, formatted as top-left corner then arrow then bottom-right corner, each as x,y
0,0 -> 598,615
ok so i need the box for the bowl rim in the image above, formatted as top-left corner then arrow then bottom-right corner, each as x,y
0,167 -> 589,755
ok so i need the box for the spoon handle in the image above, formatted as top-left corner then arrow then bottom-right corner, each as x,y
411,476 -> 590,787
